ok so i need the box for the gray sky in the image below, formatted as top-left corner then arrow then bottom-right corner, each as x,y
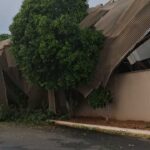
0,0 -> 108,34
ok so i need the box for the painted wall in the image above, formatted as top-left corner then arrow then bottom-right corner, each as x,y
75,70 -> 150,122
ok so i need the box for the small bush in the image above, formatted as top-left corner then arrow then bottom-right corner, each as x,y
0,105 -> 16,121
0,105 -> 56,124
88,87 -> 113,109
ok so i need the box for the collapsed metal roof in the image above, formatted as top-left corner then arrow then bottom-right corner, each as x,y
78,0 -> 150,97
1,0 -> 150,98
0,39 -> 11,51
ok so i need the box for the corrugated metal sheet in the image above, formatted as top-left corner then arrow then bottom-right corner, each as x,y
78,0 -> 150,97
0,39 -> 11,50
80,2 -> 116,29
127,39 -> 150,64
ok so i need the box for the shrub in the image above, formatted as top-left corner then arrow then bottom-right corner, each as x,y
88,87 -> 113,109
0,105 -> 56,124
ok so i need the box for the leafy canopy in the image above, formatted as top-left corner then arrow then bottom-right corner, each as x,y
10,0 -> 104,90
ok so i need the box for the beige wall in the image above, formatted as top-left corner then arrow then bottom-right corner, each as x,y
75,70 -> 150,122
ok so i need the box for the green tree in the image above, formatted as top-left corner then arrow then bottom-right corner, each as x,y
10,0 -> 104,90
0,34 -> 11,41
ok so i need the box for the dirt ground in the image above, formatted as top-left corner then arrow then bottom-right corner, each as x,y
69,117 -> 150,130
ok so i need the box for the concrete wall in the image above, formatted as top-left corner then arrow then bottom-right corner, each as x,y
75,70 -> 150,122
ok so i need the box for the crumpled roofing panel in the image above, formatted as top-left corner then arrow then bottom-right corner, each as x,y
80,2 -> 116,29
0,39 -> 15,68
0,39 -> 11,51
0,39 -> 11,104
78,0 -> 150,97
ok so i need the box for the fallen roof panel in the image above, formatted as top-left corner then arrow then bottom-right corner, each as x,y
78,0 -> 150,97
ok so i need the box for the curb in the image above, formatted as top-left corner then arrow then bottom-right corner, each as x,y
51,120 -> 150,139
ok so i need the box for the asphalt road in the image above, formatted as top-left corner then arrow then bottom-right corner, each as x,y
0,124 -> 150,150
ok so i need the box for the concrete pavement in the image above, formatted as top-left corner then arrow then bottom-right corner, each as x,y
0,124 -> 150,150
53,120 -> 150,139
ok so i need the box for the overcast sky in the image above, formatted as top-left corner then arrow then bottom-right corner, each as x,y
0,0 -> 108,34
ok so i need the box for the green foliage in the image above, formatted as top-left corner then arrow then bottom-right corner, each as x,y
88,87 -> 113,109
10,0 -> 104,90
0,34 -> 11,41
0,105 -> 56,124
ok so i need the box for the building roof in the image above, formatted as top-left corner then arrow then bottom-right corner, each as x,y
0,39 -> 11,53
0,39 -> 15,68
78,0 -> 150,97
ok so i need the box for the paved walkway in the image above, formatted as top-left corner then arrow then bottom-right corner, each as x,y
0,124 -> 150,150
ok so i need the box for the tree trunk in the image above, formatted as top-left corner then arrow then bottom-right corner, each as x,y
48,90 -> 56,114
